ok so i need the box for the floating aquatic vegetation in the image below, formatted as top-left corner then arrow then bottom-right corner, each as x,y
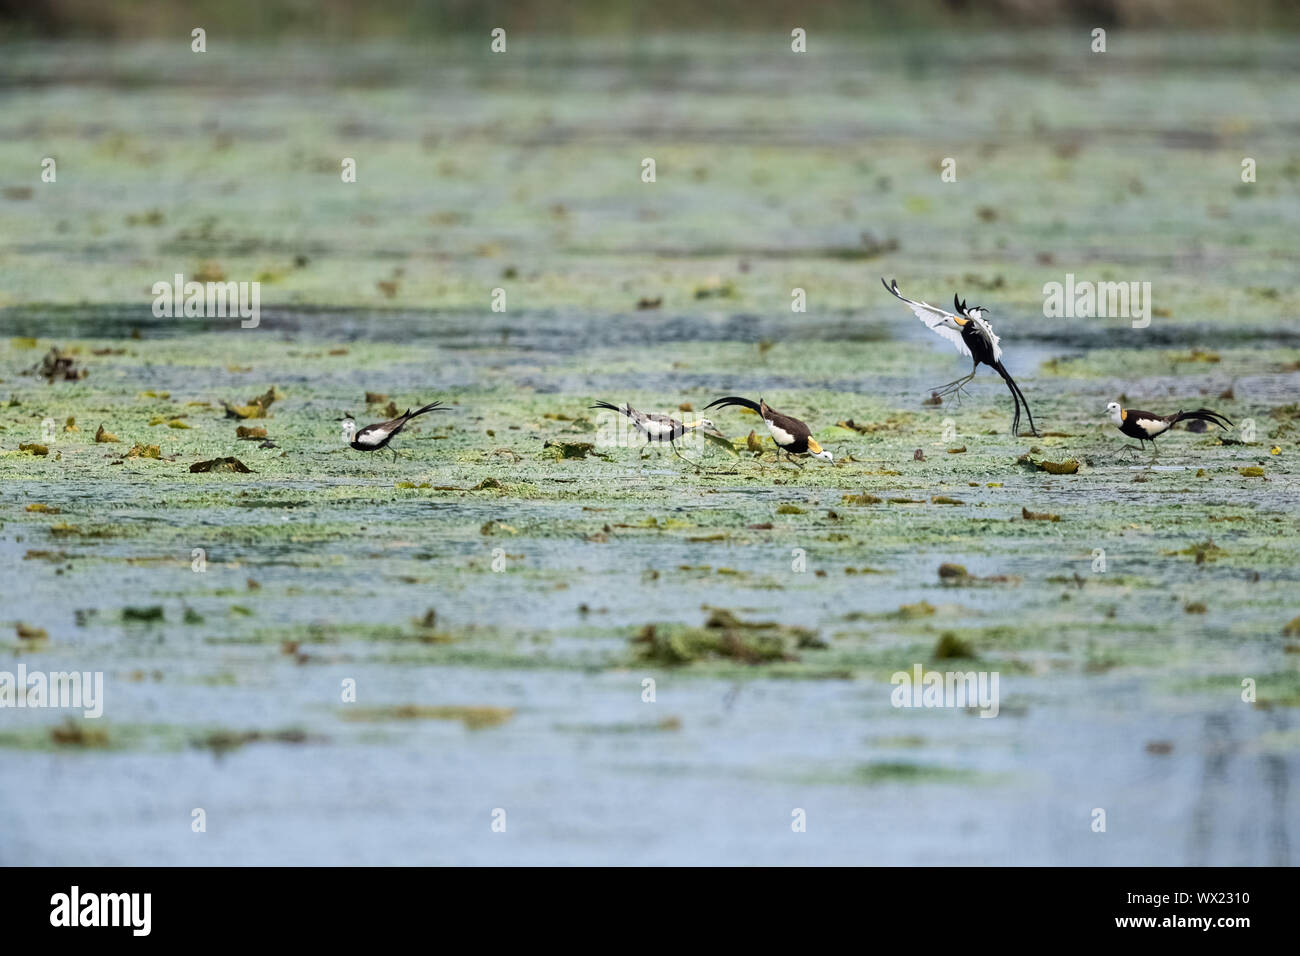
1169,348 -> 1221,364
23,550 -> 69,562
18,443 -> 48,456
24,503 -> 59,513
701,428 -> 736,455
852,762 -> 977,785
410,608 -> 455,643
1167,539 -> 1228,563
1017,454 -> 1080,474
193,261 -> 226,282
121,606 -> 164,622
193,728 -> 313,756
692,276 -> 735,299
933,632 -> 976,659
236,425 -> 267,439
94,423 -> 119,442
1021,506 -> 1060,521
896,601 -> 936,619
340,706 -> 514,729
190,457 -> 252,473
632,609 -> 819,666
541,440 -> 604,460
16,623 -> 48,641
51,720 -> 109,748
126,443 -> 162,459
841,492 -> 882,505
223,386 -> 282,419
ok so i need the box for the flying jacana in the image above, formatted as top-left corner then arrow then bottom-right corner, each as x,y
882,278 -> 1038,437
704,396 -> 832,467
590,401 -> 715,464
1105,401 -> 1231,459
350,401 -> 446,461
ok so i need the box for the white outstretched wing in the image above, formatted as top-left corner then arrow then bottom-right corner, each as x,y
969,316 -> 1002,362
881,278 -> 970,358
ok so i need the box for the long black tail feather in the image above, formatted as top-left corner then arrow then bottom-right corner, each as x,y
992,361 -> 1038,436
410,401 -> 446,418
705,396 -> 762,413
1172,408 -> 1232,430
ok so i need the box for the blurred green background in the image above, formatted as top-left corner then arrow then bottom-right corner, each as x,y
3,0 -> 1300,37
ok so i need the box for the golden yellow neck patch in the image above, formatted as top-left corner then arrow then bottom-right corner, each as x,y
807,438 -> 822,454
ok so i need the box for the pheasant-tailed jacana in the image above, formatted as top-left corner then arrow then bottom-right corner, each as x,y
704,396 -> 832,467
590,401 -> 716,465
1105,401 -> 1231,459
350,401 -> 446,461
882,277 -> 1038,437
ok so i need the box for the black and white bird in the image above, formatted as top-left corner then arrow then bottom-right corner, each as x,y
882,278 -> 1038,437
704,396 -> 832,467
350,401 -> 446,461
1106,401 -> 1231,458
589,401 -> 716,464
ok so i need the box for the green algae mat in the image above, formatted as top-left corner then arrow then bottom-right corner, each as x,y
1,34 -> 1297,864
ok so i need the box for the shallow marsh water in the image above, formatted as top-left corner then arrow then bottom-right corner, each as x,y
1,34 -> 1298,865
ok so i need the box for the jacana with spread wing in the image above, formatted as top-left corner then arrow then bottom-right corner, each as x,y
882,277 -> 1038,437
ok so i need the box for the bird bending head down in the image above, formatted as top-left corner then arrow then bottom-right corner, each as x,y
805,438 -> 833,462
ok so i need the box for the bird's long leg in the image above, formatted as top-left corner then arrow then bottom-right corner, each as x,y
390,446 -> 398,463
670,441 -> 701,469
783,451 -> 805,469
934,373 -> 976,399
931,361 -> 978,399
